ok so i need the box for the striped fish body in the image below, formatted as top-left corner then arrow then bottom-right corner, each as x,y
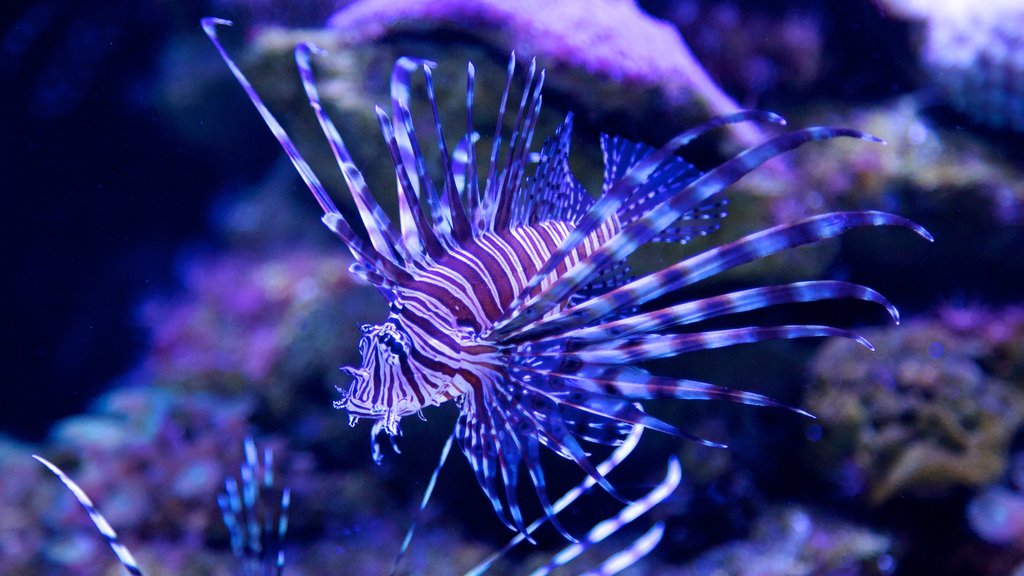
204,19 -> 932,539
401,221 -> 622,334
345,220 -> 622,425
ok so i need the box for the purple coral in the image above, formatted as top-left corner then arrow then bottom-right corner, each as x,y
23,385 -> 255,572
878,0 -> 1024,131
922,3 -> 1024,131
327,0 -> 761,144
0,438 -> 50,573
48,387 -> 254,538
674,505 -> 894,575
140,248 -> 380,415
143,250 -> 348,383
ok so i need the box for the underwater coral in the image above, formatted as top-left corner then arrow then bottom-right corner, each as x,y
877,0 -> 1024,131
805,307 -> 1024,504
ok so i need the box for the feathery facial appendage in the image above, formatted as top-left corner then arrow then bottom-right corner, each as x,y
204,18 -> 932,538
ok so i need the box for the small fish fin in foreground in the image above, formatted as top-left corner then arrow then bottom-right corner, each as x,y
390,431 -> 456,576
218,437 -> 291,576
33,454 -> 145,576
527,457 -> 680,576
464,425 -> 678,575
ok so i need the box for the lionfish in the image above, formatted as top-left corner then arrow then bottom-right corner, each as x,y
203,18 -> 931,541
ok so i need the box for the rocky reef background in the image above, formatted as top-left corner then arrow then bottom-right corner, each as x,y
4,0 -> 1024,574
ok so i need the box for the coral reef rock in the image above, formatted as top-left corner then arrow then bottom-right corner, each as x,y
805,307 -> 1024,505
325,0 -> 759,144
878,0 -> 1024,131
141,248 -> 382,415
668,505 -> 894,576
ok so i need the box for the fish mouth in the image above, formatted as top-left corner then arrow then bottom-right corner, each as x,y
335,367 -> 421,421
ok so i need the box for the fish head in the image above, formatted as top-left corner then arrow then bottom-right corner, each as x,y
336,311 -> 458,430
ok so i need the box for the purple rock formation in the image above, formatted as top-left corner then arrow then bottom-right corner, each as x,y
805,306 -> 1024,505
140,248 -> 381,416
671,505 -> 894,576
878,0 -> 1024,131
327,0 -> 761,145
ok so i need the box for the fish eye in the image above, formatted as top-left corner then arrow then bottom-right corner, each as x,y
380,332 -> 406,354
386,337 -> 405,355
372,323 -> 409,365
